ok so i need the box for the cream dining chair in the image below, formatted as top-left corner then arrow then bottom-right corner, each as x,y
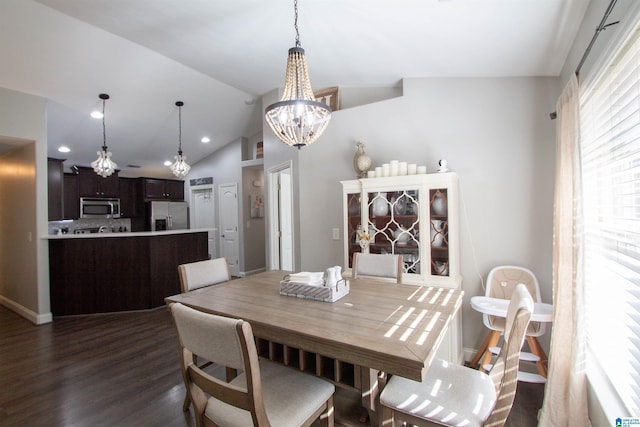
379,283 -> 533,427
169,302 -> 335,427
352,252 -> 403,283
177,257 -> 232,411
178,257 -> 231,293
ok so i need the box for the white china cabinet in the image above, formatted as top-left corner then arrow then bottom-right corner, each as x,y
341,172 -> 463,362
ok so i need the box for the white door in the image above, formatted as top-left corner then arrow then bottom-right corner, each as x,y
268,163 -> 294,271
191,187 -> 215,258
279,168 -> 293,270
219,183 -> 240,276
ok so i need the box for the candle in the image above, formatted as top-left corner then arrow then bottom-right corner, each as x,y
367,170 -> 376,178
408,163 -> 417,175
382,163 -> 390,177
375,167 -> 382,177
399,162 -> 408,175
390,160 -> 399,176
417,166 -> 427,174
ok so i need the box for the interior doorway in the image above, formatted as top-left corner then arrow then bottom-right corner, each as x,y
219,183 -> 240,276
189,185 -> 215,258
268,162 -> 294,271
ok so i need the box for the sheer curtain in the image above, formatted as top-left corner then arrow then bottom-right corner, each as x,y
538,74 -> 591,426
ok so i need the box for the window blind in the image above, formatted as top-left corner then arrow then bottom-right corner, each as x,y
581,26 -> 640,415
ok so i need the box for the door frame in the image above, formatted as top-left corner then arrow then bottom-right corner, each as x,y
267,161 -> 295,271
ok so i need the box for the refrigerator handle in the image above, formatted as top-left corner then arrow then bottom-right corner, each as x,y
167,215 -> 173,230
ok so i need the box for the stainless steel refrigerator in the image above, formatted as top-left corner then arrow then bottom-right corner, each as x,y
148,201 -> 188,231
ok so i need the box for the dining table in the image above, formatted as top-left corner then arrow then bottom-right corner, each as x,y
165,270 -> 463,423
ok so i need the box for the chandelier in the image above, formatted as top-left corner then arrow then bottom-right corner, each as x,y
91,93 -> 117,178
264,0 -> 331,149
170,101 -> 191,178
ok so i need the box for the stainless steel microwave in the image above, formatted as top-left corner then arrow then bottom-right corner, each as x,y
80,197 -> 121,219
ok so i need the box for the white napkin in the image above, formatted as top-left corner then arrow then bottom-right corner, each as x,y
286,272 -> 325,286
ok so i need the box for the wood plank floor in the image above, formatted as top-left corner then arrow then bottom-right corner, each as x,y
0,305 -> 544,426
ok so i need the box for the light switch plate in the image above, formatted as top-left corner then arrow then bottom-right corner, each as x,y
332,228 -> 340,240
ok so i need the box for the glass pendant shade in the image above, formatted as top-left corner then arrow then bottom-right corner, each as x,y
170,101 -> 191,178
91,93 -> 117,178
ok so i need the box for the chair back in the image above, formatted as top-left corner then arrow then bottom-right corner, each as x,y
169,302 -> 270,426
483,265 -> 545,337
178,257 -> 231,292
484,284 -> 533,427
352,252 -> 403,283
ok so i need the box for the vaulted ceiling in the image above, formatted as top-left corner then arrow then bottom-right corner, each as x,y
0,0 -> 590,177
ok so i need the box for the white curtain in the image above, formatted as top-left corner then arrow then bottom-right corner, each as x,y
538,75 -> 590,426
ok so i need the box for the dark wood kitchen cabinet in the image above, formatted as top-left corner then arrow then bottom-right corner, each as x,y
47,158 -> 64,221
119,177 -> 142,218
63,173 -> 79,219
77,166 -> 119,197
49,232 -> 208,315
143,178 -> 184,201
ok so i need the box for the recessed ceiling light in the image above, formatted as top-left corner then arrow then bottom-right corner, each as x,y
163,160 -> 172,166
90,111 -> 103,119
201,137 -> 210,143
58,145 -> 70,153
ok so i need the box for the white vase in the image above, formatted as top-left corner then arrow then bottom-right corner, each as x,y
431,193 -> 447,216
353,142 -> 372,178
372,193 -> 388,217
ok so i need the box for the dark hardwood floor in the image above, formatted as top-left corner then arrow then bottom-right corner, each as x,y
0,305 -> 543,427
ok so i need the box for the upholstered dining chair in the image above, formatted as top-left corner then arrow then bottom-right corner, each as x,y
177,257 -> 232,411
352,252 -> 403,283
379,283 -> 533,427
169,302 -> 335,427
469,265 -> 546,377
178,257 -> 231,293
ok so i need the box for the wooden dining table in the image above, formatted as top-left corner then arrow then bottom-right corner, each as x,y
165,270 -> 463,422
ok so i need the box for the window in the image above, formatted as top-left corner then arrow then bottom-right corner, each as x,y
581,27 -> 640,415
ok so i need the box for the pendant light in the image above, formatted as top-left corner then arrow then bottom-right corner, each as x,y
91,93 -> 117,178
170,101 -> 191,178
264,0 -> 331,149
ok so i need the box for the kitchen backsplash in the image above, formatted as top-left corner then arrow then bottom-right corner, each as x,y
48,218 -> 132,235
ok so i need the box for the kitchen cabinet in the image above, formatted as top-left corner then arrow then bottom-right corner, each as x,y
47,158 -> 64,221
143,178 -> 184,201
49,231 -> 208,315
63,173 -> 79,219
342,172 -> 462,362
342,172 -> 461,288
77,166 -> 119,197
119,177 -> 142,218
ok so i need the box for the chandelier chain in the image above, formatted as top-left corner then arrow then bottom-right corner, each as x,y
294,0 -> 300,47
178,104 -> 182,152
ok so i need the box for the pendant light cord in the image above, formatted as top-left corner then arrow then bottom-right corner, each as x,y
101,98 -> 107,151
178,103 -> 183,154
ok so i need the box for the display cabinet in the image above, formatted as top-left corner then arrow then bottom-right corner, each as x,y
342,172 -> 463,362
342,172 -> 461,288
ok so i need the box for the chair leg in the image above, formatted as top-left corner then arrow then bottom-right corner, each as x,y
470,330 -> 500,369
526,336 -> 548,377
182,393 -> 190,412
319,396 -> 334,427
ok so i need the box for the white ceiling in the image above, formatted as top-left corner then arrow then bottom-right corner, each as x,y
0,0 -> 590,178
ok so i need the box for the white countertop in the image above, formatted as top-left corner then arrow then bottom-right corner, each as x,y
43,228 -> 216,240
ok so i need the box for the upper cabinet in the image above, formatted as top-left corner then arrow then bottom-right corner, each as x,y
341,172 -> 461,288
76,166 -> 119,197
143,178 -> 184,201
48,158 -> 64,221
119,177 -> 142,218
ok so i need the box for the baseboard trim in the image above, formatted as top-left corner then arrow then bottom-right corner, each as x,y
0,295 -> 52,325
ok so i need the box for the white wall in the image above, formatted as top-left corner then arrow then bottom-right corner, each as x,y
0,87 -> 51,324
296,76 -> 559,353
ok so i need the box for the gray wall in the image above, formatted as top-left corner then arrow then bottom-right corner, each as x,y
0,87 -> 51,323
295,77 -> 559,355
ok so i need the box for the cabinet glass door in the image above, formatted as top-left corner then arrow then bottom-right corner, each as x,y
367,190 -> 420,275
429,189 -> 449,276
346,192 -> 362,268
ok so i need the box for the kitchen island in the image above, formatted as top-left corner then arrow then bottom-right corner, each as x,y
46,229 -> 210,316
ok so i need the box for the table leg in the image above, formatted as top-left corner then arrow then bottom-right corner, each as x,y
360,367 -> 386,425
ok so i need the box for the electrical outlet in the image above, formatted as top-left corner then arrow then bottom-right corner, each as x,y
332,228 -> 340,240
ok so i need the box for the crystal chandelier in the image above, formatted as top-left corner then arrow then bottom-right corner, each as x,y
91,93 -> 117,178
170,101 -> 191,178
265,0 -> 331,149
